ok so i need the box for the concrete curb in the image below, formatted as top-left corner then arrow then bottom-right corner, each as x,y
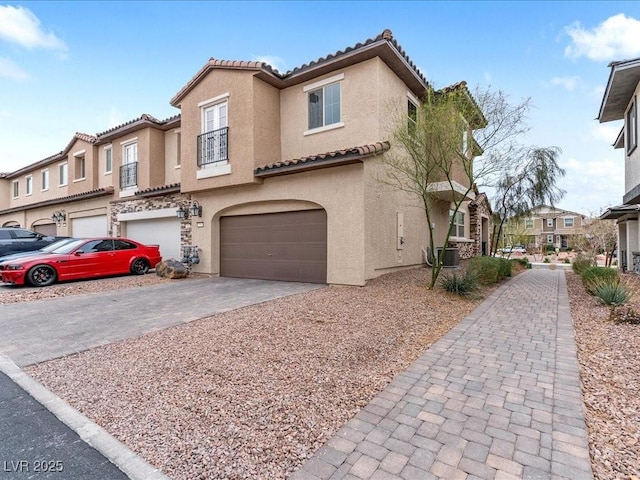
0,354 -> 169,480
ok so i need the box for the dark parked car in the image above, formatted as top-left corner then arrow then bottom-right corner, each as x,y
0,228 -> 67,257
0,238 -> 78,269
1,237 -> 162,287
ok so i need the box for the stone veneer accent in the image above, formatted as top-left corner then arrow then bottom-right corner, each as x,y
450,239 -> 475,259
469,193 -> 492,256
109,192 -> 192,248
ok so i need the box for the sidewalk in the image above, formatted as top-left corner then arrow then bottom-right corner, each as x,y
292,269 -> 593,479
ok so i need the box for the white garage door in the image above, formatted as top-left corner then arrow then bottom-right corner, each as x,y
125,217 -> 180,261
71,215 -> 108,238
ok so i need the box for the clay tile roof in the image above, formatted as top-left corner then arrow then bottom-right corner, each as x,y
134,183 -> 181,197
96,113 -> 164,138
172,29 -> 429,106
74,132 -> 97,143
254,141 -> 390,178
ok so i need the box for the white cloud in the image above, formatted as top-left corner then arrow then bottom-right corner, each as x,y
0,57 -> 29,80
0,5 -> 67,51
550,75 -> 580,91
591,123 -> 621,143
565,14 -> 640,61
253,55 -> 287,73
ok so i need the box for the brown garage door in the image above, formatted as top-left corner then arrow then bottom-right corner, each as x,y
220,210 -> 327,283
33,223 -> 57,237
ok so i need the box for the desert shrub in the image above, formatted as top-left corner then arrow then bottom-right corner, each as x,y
581,266 -> 619,295
572,254 -> 595,275
440,270 -> 479,296
543,257 -> 550,263
563,258 -> 570,264
545,245 -> 556,254
513,257 -> 530,267
592,278 -> 631,306
468,256 -> 512,285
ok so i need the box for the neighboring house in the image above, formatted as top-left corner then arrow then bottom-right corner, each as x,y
503,205 -> 587,250
599,58 -> 640,272
0,29 -> 490,285
0,114 -> 186,260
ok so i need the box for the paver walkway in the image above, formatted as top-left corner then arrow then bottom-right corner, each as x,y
292,269 -> 593,479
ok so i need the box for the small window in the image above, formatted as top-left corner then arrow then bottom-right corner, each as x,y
75,156 -> 85,180
564,217 -> 574,228
308,82 -> 341,130
408,99 -> 417,131
12,180 -> 18,198
25,175 -> 33,195
59,163 -> 68,186
176,132 -> 181,166
449,209 -> 465,238
524,219 -> 534,229
547,234 -> 554,244
105,147 -> 112,174
546,218 -> 554,228
627,97 -> 637,154
42,169 -> 49,191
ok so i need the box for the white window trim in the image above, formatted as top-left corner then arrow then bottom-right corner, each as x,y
198,92 -> 230,108
59,162 -> 68,187
547,234 -> 554,243
74,155 -> 86,181
406,90 -> 419,106
546,218 -> 553,227
303,73 -> 344,93
41,169 -> 49,192
197,162 -> 232,179
104,144 -> 113,174
564,217 -> 574,228
72,149 -> 86,157
120,137 -> 138,146
25,175 -> 33,196
627,96 -> 637,155
12,180 -> 18,199
304,121 -> 345,136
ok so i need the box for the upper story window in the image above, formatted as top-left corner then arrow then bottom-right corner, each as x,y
198,97 -> 228,166
105,146 -> 112,174
12,180 -> 18,198
25,175 -> 33,195
75,155 -> 85,180
546,218 -> 554,228
525,219 -> 534,229
304,73 -> 344,134
547,234 -> 554,244
120,140 -> 138,189
449,209 -> 465,238
408,99 -> 417,132
564,217 -> 574,228
175,130 -> 181,167
627,96 -> 637,155
59,163 -> 68,186
41,169 -> 49,191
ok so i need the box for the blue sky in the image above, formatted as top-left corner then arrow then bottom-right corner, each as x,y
1,1 -> 639,216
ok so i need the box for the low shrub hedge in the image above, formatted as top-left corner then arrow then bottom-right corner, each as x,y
581,266 -> 619,295
572,254 -> 595,275
468,256 -> 512,285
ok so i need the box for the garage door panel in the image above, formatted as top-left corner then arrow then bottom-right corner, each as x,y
72,216 -> 108,238
126,218 -> 180,261
220,210 -> 327,283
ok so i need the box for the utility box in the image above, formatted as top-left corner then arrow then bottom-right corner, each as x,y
437,247 -> 459,268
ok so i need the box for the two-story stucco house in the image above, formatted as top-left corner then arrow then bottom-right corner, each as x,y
0,29 -> 491,286
504,205 -> 586,250
599,58 -> 640,272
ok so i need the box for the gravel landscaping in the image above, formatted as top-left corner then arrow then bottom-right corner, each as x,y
24,267 -> 483,479
14,267 -> 640,479
566,271 -> 640,480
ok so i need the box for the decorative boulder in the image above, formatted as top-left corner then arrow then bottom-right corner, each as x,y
155,259 -> 189,279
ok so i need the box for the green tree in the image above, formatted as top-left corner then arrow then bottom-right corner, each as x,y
489,147 -> 566,256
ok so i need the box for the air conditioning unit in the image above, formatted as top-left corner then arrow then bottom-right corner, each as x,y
436,247 -> 459,268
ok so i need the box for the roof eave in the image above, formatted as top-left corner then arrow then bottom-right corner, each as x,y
598,58 -> 640,122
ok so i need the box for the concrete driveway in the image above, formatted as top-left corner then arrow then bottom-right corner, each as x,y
0,277 -> 324,367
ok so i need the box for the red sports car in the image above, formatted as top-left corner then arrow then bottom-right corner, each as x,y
0,237 -> 162,287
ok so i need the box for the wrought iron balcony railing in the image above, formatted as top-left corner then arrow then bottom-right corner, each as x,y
197,127 -> 228,166
120,162 -> 137,189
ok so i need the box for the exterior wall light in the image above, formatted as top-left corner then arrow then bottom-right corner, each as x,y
189,201 -> 202,218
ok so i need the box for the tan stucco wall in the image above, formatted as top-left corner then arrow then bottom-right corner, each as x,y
189,163 -> 367,285
67,139 -> 96,196
0,196 -> 109,234
146,128 -> 165,188
98,143 -> 114,189
178,69 -> 260,193
252,78 -> 281,167
280,58 -> 391,161
164,129 -> 181,185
